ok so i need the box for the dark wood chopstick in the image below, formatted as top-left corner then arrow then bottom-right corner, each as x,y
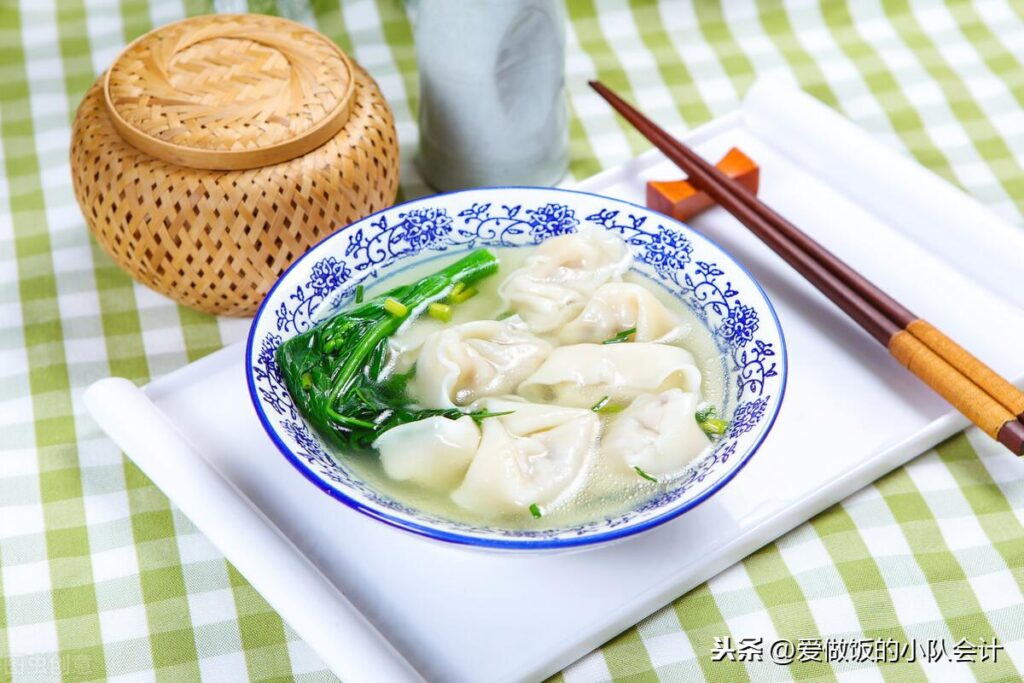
589,79 -> 1024,456
589,81 -> 1024,432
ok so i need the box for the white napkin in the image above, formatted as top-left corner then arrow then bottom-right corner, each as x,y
83,378 -> 425,683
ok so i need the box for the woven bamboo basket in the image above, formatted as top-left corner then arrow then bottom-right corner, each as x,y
71,14 -> 399,316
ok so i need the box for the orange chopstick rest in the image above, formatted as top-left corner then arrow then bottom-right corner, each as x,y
647,147 -> 759,221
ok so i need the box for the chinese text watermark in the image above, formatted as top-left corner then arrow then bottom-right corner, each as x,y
711,636 -> 1003,665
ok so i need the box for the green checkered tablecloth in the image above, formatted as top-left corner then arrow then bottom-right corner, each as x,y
3,0 -> 1024,680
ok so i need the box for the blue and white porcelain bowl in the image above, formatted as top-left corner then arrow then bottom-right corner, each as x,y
246,187 -> 786,550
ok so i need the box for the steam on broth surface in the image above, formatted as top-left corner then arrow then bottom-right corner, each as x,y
276,230 -> 727,529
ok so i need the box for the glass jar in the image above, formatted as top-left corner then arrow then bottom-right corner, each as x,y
413,0 -> 569,191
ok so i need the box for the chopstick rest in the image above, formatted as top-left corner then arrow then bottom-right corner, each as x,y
647,147 -> 759,221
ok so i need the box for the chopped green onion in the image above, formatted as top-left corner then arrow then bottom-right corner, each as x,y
634,466 -> 658,483
428,302 -> 452,322
700,418 -> 729,437
529,503 -> 543,519
602,326 -> 637,345
695,404 -> 729,437
449,285 -> 478,304
497,310 -> 515,320
451,282 -> 466,297
383,297 -> 408,318
354,284 -> 364,304
695,405 -> 716,422
591,396 -> 624,414
300,372 -> 313,391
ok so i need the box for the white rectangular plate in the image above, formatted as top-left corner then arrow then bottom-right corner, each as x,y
85,80 -> 1024,683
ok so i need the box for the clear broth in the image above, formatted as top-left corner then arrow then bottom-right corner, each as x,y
336,247 -> 727,529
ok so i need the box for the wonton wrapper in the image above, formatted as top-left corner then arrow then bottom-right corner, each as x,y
558,282 -> 690,345
602,389 -> 711,477
451,398 -> 600,515
374,415 -> 482,492
411,316 -> 552,409
518,343 -> 702,409
499,228 -> 631,334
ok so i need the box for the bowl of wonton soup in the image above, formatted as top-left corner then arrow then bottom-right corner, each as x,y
247,187 -> 786,550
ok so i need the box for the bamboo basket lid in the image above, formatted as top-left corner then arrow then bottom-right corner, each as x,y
71,13 -> 399,316
104,14 -> 356,170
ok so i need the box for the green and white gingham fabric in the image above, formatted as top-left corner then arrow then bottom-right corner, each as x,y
3,0 -> 1024,681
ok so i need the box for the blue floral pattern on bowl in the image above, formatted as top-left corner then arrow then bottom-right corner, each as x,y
246,188 -> 787,550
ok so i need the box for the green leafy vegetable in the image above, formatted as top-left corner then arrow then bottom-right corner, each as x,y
634,466 -> 658,483
275,249 -> 500,451
354,284 -> 364,304
695,405 -> 729,438
529,503 -> 543,518
602,326 -> 637,345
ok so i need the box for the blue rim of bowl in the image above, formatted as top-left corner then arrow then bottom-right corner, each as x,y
245,186 -> 788,550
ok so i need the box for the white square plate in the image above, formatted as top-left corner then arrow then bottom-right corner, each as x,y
85,79 -> 1024,683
